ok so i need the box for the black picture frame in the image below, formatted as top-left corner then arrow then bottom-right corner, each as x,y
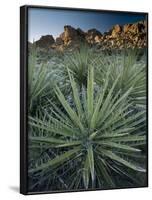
20,5 -> 148,195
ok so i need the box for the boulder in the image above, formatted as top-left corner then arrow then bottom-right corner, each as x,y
124,21 -> 146,34
35,35 -> 55,49
111,24 -> 122,37
123,24 -> 132,33
86,29 -> 102,43
94,35 -> 102,43
76,28 -> 86,38
63,25 -> 78,45
55,37 -> 64,45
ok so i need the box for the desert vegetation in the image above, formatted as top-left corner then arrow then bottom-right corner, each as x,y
27,44 -> 147,192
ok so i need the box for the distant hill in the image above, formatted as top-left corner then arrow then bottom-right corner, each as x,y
31,20 -> 147,51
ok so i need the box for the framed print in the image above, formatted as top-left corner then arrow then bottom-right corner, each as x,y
20,5 -> 148,195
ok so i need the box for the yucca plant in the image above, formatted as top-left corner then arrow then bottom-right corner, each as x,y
63,44 -> 98,86
28,46 -> 65,114
28,67 -> 146,190
94,49 -> 147,109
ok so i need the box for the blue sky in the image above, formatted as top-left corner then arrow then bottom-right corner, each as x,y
28,8 -> 146,42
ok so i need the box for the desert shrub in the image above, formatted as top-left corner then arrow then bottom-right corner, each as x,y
28,46 -> 66,115
28,66 -> 146,191
63,44 -> 98,86
94,49 -> 146,109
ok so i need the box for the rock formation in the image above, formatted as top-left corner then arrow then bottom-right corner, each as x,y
111,24 -> 122,38
32,20 -> 147,51
86,29 -> 102,44
59,25 -> 86,46
35,35 -> 55,49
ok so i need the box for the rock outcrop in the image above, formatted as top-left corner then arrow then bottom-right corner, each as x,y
55,37 -> 64,45
111,24 -> 122,38
58,25 -> 85,46
35,35 -> 55,49
86,29 -> 102,44
33,20 -> 147,51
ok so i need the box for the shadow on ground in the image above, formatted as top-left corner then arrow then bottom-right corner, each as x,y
9,186 -> 19,193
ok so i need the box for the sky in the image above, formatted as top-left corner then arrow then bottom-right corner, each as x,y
28,8 -> 146,42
